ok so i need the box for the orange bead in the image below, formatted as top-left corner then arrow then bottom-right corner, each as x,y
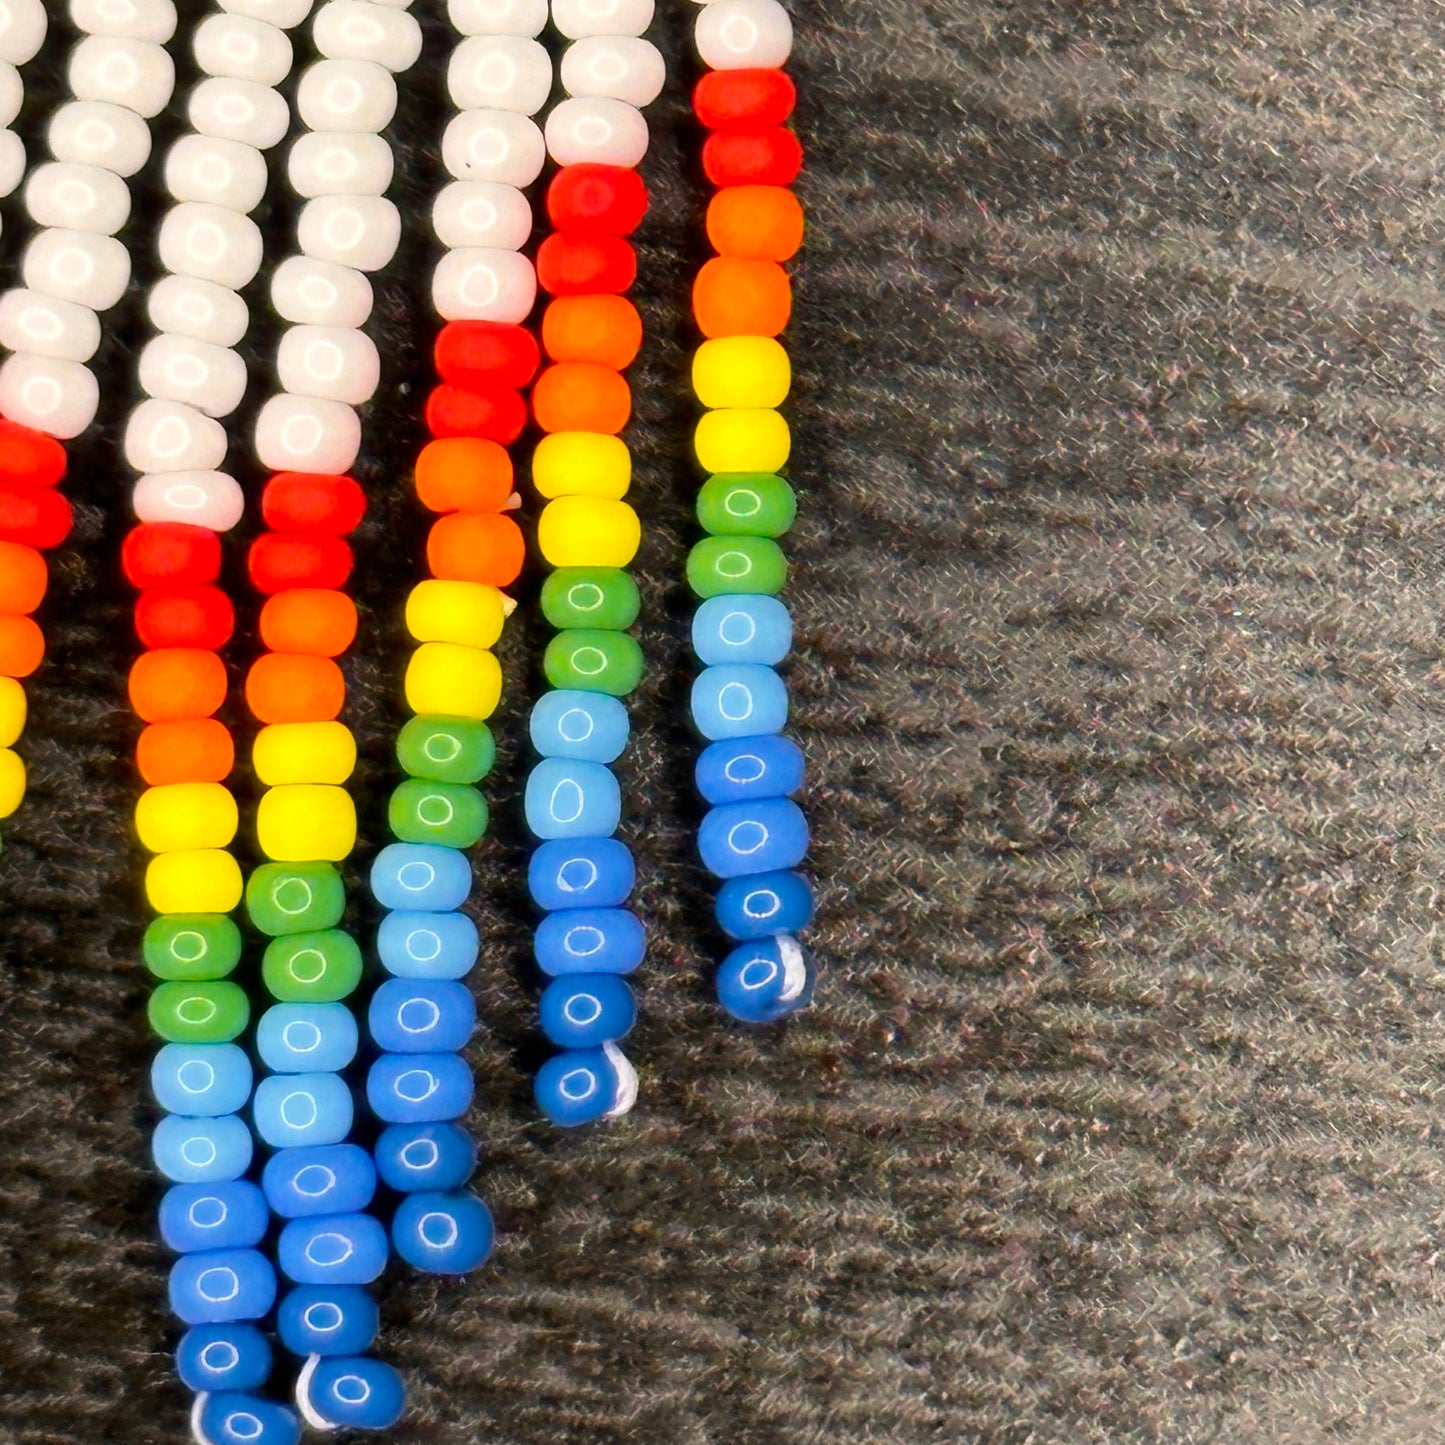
0,614 -> 42,677
129,648 -> 228,722
542,295 -> 643,370
246,653 -> 345,724
693,257 -> 792,338
707,185 -> 804,262
427,512 -> 525,587
259,589 -> 358,657
137,718 -> 234,785
414,437 -> 513,513
0,541 -> 46,614
531,363 -> 631,436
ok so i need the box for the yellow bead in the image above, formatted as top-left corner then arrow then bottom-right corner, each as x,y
692,337 -> 791,409
0,746 -> 24,818
695,409 -> 791,475
253,722 -> 357,787
405,580 -> 509,649
405,642 -> 502,721
532,431 -> 631,499
136,783 -> 239,854
537,496 -> 641,569
0,677 -> 25,748
257,784 -> 357,862
146,848 -> 243,914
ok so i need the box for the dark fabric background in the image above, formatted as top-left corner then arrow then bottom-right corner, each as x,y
3,0 -> 1444,1440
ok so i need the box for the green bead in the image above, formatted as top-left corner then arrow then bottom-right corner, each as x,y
396,714 -> 496,785
149,980 -> 250,1043
143,914 -> 242,981
541,568 -> 640,631
262,928 -> 363,1003
686,536 -> 788,598
388,779 -> 488,848
544,628 -> 644,696
697,473 -> 796,537
246,861 -> 345,937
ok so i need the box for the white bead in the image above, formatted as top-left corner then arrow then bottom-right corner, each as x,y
447,0 -> 545,36
23,229 -> 130,311
0,130 -> 24,198
448,35 -> 551,115
188,76 -> 291,150
148,274 -> 250,347
69,36 -> 176,119
297,195 -> 399,272
270,256 -> 373,327
552,0 -> 654,38
0,0 -> 46,65
139,333 -> 248,418
442,109 -> 545,187
694,0 -> 791,69
313,2 -> 422,71
296,59 -> 397,135
125,398 -> 228,473
193,13 -> 293,85
544,96 -> 647,168
133,470 -> 244,530
164,135 -> 268,212
70,0 -> 178,43
561,36 -> 664,106
25,163 -> 132,235
0,353 -> 97,438
254,393 -> 360,474
432,181 -> 531,251
0,62 -> 21,127
159,203 -> 264,290
287,131 -> 393,198
217,0 -> 313,25
0,289 -> 101,363
47,101 -> 152,177
432,247 -> 535,323
277,325 -> 379,405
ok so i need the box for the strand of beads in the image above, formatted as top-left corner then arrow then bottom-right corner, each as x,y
686,0 -> 814,1024
522,0 -> 662,1128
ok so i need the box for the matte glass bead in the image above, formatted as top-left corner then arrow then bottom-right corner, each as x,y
687,535 -> 787,597
253,1072 -> 354,1149
442,111 -> 545,188
525,758 -> 621,839
696,408 -> 790,475
693,338 -> 790,410
717,934 -> 812,1023
159,202 -> 263,291
448,0 -> 547,35
375,910 -> 479,980
541,567 -> 639,631
278,1213 -> 387,1286
148,274 -> 250,349
371,843 -> 471,912
534,1041 -> 636,1127
704,126 -> 802,188
170,1248 -> 276,1324
47,101 -> 152,177
528,836 -> 635,911
544,628 -> 644,696
695,731 -> 804,805
69,35 -> 175,118
716,869 -> 814,940
193,12 -> 293,84
535,907 -> 644,976
133,469 -> 245,529
698,797 -> 809,879
254,394 -> 361,475
149,980 -> 249,1044
187,77 -> 290,150
247,861 -> 345,935
0,355 -> 98,439
256,1002 -> 359,1073
144,914 -> 242,981
560,35 -> 665,107
136,781 -> 239,854
0,0 -> 46,62
146,850 -> 245,916
197,1396 -> 300,1445
152,1042 -> 253,1117
176,1324 -> 272,1394
0,289 -> 101,364
432,246 -> 537,324
405,642 -> 503,720
693,594 -> 792,666
695,0 -> 792,69
529,689 -> 629,764
24,162 -> 130,235
276,324 -> 381,405
406,579 -> 507,650
262,929 -> 363,1004
448,34 -> 551,113
552,0 -> 653,37
124,399 -> 227,475
545,97 -> 648,168
388,779 -> 488,849
366,1052 -> 474,1124
271,256 -> 374,328
697,472 -> 795,537
0,677 -> 21,746
369,978 -> 477,1054
262,1144 -> 376,1219
296,59 -> 396,135
277,1285 -> 378,1357
300,1356 -> 406,1431
257,784 -> 358,862
691,663 -> 789,740
374,1122 -> 476,1193
392,1190 -> 493,1275
433,181 -> 532,251
538,496 -> 640,568
160,1180 -> 269,1254
694,66 -> 797,130
539,972 -> 635,1048
313,1 -> 422,70
152,1113 -> 253,1184
23,229 -> 129,314
164,133 -> 268,212
532,430 -> 630,500
253,722 -> 357,787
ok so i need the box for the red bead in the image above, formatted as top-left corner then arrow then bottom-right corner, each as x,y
0,420 -> 67,488
134,585 -> 235,650
703,128 -> 803,188
425,384 -> 526,444
0,484 -> 71,549
546,165 -> 649,235
248,533 -> 353,593
536,233 -> 636,296
694,69 -> 796,130
123,524 -> 222,589
434,323 -> 540,391
262,473 -> 367,535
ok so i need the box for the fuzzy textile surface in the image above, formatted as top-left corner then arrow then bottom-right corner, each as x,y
8,0 -> 1445,1441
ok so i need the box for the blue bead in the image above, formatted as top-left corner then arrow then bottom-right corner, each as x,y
370,843 -> 471,911
690,664 -> 789,741
717,935 -> 814,1024
278,1213 -> 388,1286
539,973 -> 636,1049
524,757 -> 621,839
376,908 -> 478,980
534,1043 -> 636,1128
534,907 -> 644,977
197,1394 -> 300,1445
256,1002 -> 358,1074
527,836 -> 635,911
392,1189 -> 494,1275
300,1356 -> 406,1432
368,978 -> 476,1054
160,1181 -> 268,1254
175,1323 -> 273,1393
715,869 -> 815,940
261,1144 -> 377,1219
529,688 -> 629,763
153,1113 -> 252,1184
151,1043 -> 252,1118
695,733 -> 805,806
366,1051 -> 473,1124
252,1072 -> 354,1150
373,1122 -> 477,1194
276,1285 -> 379,1357
169,1247 -> 276,1324
693,594 -> 792,666
698,797 -> 809,879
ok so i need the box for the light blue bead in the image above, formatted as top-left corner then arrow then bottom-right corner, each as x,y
261,1144 -> 377,1220
392,1189 -> 494,1275
698,797 -> 810,879
530,689 -> 629,763
534,907 -> 644,976
370,843 -> 471,911
376,908 -> 478,980
534,1043 -> 635,1129
690,664 -> 789,741
524,757 -> 621,840
256,1002 -> 358,1075
277,1285 -> 379,1358
715,869 -> 815,940
301,1356 -> 406,1432
539,973 -> 636,1049
366,1051 -> 473,1125
175,1323 -> 272,1393
169,1247 -> 276,1324
153,1113 -> 253,1184
151,1043 -> 252,1118
528,836 -> 635,911
695,733 -> 805,805
373,1122 -> 476,1194
197,1394 -> 300,1445
693,594 -> 792,665
160,1181 -> 268,1254
368,978 -> 476,1054
278,1212 -> 388,1286
253,1072 -> 353,1150
717,935 -> 814,1024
